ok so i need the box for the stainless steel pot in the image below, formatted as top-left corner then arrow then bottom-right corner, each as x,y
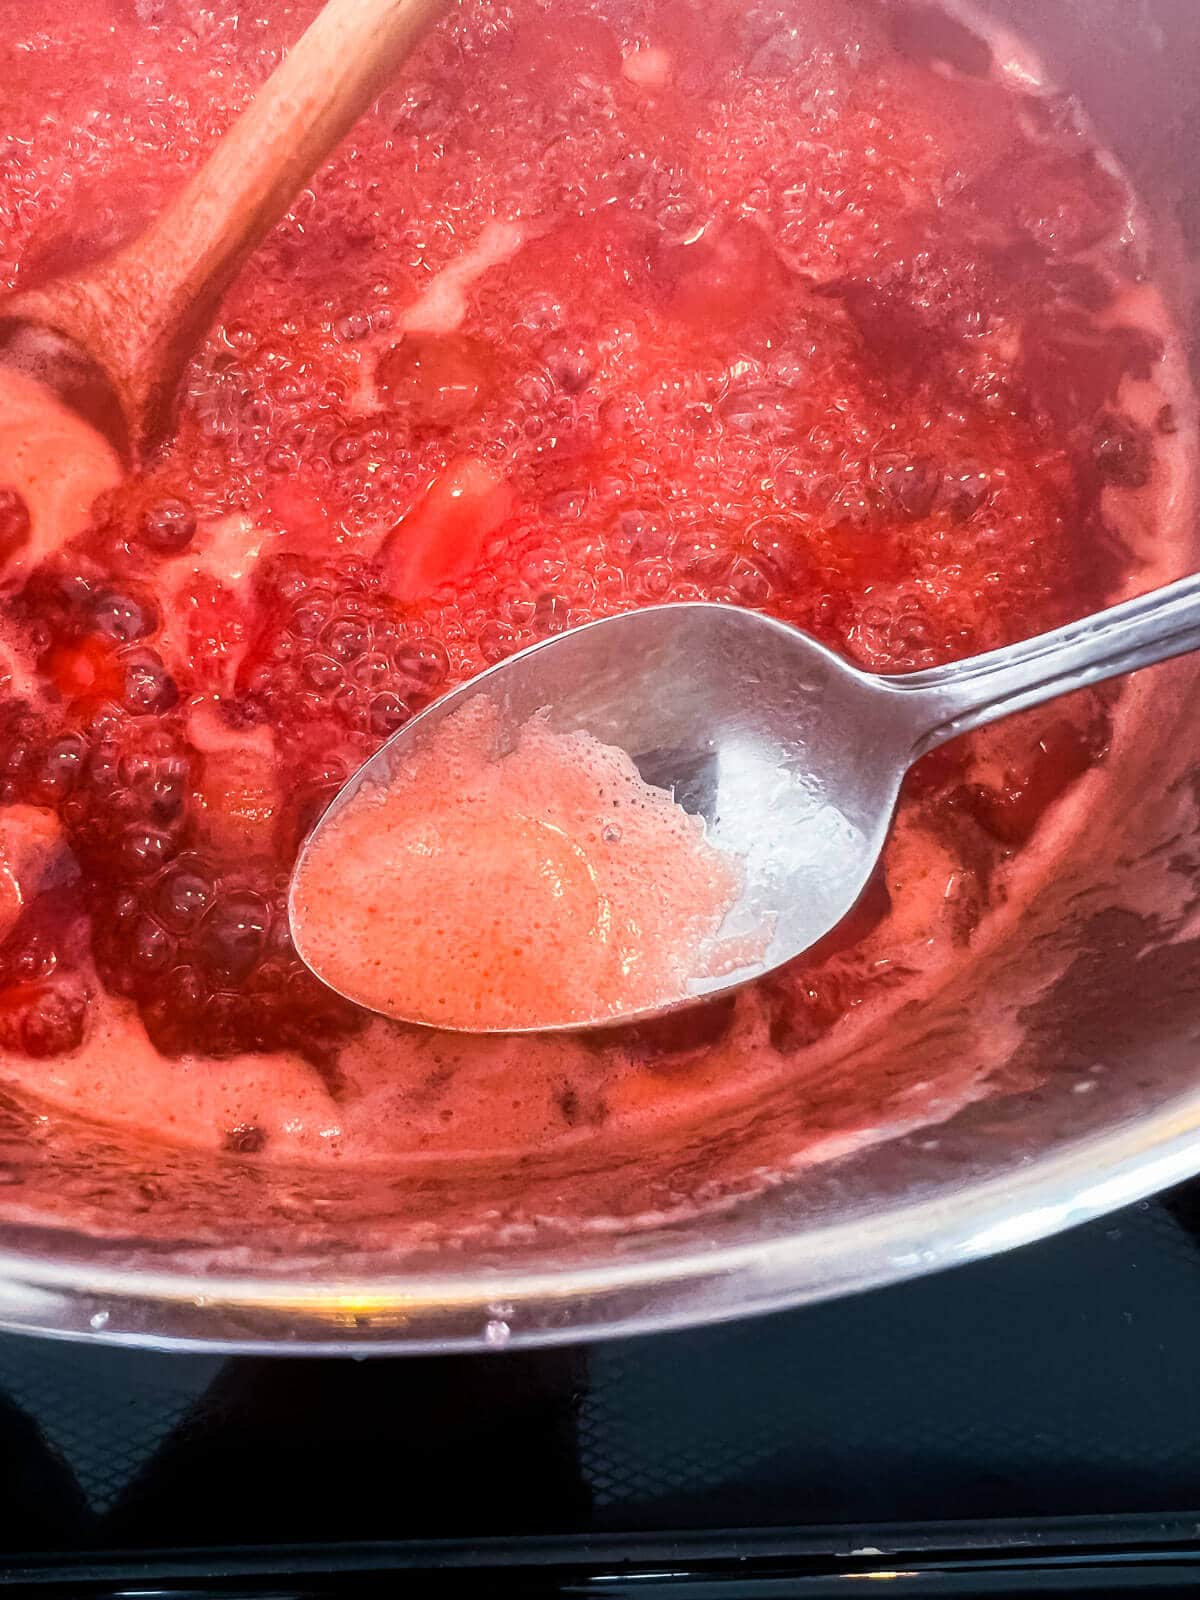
0,0 -> 1196,1353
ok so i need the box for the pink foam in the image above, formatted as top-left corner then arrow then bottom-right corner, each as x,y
292,699 -> 745,1030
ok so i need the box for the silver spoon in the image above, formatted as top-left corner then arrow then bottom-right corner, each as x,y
290,575 -> 1200,1032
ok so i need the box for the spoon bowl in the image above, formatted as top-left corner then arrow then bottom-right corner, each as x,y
293,576 -> 1200,1032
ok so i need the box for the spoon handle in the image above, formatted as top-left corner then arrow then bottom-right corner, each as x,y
3,0 -> 448,444
124,0 -> 448,337
891,572 -> 1200,755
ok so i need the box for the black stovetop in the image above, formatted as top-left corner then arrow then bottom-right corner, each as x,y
5,1182 -> 1200,1595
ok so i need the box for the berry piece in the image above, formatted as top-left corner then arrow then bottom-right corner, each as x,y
382,457 -> 516,603
238,554 -> 444,738
93,862 -> 364,1064
0,980 -> 88,1058
139,497 -> 197,555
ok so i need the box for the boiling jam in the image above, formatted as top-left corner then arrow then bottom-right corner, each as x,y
0,0 -> 1189,1162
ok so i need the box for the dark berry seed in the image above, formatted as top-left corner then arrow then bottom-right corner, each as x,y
140,498 -> 197,554
200,892 -> 271,980
0,487 -> 32,565
93,589 -> 156,643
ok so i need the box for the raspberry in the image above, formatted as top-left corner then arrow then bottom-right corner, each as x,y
237,554 -> 450,739
58,723 -> 195,883
139,497 -> 197,555
0,880 -> 91,1059
0,981 -> 88,1058
93,858 -> 363,1063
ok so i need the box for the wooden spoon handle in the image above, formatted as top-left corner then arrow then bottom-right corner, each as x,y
4,0 -> 449,449
130,0 -> 450,328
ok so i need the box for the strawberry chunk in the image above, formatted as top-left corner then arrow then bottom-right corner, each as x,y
383,458 -> 515,604
46,637 -> 123,703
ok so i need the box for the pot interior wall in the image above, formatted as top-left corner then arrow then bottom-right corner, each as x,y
0,0 -> 1196,1346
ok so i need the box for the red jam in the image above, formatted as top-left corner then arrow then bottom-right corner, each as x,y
0,0 -> 1188,1162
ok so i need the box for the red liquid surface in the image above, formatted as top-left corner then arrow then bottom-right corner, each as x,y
0,0 -> 1189,1162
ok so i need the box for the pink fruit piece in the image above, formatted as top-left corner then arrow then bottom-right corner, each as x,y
383,458 -> 516,604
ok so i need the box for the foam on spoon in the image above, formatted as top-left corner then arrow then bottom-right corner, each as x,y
292,699 -> 747,1031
